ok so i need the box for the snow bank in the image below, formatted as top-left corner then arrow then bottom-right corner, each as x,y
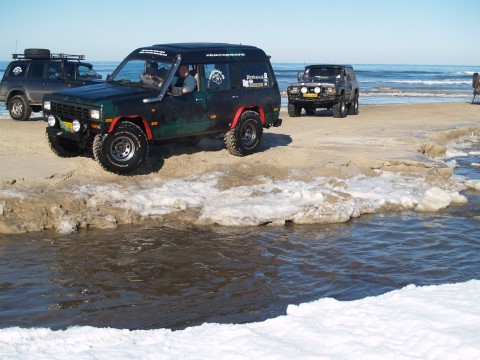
1,280 -> 479,360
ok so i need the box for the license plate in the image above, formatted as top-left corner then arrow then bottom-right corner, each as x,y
303,93 -> 317,98
61,121 -> 73,132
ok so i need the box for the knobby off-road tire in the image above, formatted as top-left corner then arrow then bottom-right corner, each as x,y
93,122 -> 148,175
9,95 -> 32,121
224,110 -> 263,156
46,131 -> 83,157
287,103 -> 301,117
348,94 -> 360,115
333,95 -> 347,118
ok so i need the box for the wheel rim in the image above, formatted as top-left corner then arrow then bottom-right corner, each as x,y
11,101 -> 23,116
241,121 -> 257,147
110,135 -> 136,162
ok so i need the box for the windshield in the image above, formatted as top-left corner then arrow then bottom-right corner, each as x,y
110,59 -> 173,89
302,67 -> 341,81
65,63 -> 101,78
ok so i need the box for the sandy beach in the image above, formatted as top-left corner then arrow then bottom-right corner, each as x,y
1,102 -> 480,234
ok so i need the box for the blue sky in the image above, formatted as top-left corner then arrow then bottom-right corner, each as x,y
1,0 -> 479,65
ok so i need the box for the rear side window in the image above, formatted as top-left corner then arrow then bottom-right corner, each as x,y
7,63 -> 28,78
204,63 -> 236,91
239,62 -> 271,88
29,63 -> 45,79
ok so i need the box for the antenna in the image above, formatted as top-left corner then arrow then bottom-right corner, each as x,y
15,40 -> 17,53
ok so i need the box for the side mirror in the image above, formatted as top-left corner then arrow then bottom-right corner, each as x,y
106,74 -> 111,81
297,72 -> 303,81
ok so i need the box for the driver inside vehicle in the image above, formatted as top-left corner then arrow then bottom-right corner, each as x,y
170,64 -> 197,95
141,61 -> 164,87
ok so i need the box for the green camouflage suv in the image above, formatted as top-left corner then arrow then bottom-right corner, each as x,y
43,43 -> 282,174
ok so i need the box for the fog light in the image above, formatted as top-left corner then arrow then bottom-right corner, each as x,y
72,120 -> 81,132
301,87 -> 308,94
43,101 -> 51,110
314,87 -> 321,94
47,115 -> 56,127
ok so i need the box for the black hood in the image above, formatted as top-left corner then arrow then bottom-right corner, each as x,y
46,82 -> 155,104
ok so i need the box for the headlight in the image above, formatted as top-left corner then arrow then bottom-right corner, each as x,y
314,87 -> 321,94
47,115 -> 56,127
43,101 -> 51,110
90,109 -> 100,120
72,120 -> 81,132
301,87 -> 308,94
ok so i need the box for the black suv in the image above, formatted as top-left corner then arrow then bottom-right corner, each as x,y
287,64 -> 359,118
43,43 -> 282,174
0,48 -> 102,121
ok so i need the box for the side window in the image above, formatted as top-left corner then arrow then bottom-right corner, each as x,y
7,63 -> 28,78
47,63 -> 62,79
29,62 -> 45,79
204,63 -> 235,91
239,62 -> 271,88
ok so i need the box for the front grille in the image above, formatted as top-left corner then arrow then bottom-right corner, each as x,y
51,101 -> 90,120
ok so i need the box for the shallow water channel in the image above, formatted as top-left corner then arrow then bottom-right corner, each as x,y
1,154 -> 479,330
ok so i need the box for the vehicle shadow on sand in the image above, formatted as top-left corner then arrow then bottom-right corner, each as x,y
139,132 -> 292,174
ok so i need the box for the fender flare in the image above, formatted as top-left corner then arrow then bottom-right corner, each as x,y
230,106 -> 265,129
108,115 -> 153,140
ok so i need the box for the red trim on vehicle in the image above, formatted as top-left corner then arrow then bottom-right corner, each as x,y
230,107 -> 265,129
108,115 -> 153,140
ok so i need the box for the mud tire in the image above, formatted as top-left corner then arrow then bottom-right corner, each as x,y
93,122 -> 148,174
333,96 -> 347,118
46,131 -> 83,157
9,94 -> 32,121
288,103 -> 301,117
348,94 -> 359,115
224,110 -> 263,156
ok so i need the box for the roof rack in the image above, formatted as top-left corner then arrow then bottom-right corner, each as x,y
12,48 -> 85,61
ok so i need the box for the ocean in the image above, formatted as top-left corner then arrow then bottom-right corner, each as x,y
0,61 -> 477,112
0,62 -> 479,330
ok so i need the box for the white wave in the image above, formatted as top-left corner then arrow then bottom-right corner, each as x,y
361,79 -> 470,85
361,91 -> 470,98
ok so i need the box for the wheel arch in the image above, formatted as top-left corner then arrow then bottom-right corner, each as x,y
108,115 -> 152,140
230,106 -> 265,130
6,90 -> 26,104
